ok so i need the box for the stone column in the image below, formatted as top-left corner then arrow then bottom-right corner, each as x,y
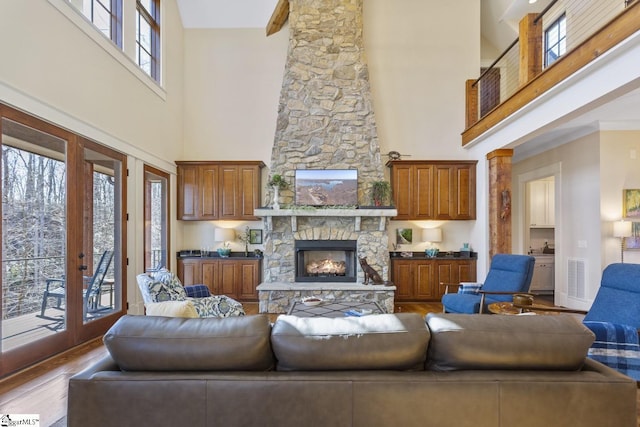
487,149 -> 514,259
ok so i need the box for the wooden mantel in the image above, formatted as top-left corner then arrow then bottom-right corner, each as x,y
254,207 -> 397,232
266,0 -> 290,36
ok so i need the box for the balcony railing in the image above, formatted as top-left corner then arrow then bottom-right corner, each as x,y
464,0 -> 640,145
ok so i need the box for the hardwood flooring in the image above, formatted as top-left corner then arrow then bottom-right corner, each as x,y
0,302 -> 637,427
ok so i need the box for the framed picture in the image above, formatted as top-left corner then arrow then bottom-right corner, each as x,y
249,229 -> 263,244
623,189 -> 640,219
625,222 -> 640,250
396,228 -> 413,245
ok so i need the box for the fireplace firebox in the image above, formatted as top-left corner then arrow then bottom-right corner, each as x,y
295,240 -> 357,282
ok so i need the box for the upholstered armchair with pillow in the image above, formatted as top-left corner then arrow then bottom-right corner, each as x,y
136,268 -> 245,318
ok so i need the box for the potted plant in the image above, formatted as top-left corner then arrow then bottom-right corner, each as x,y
267,174 -> 288,209
371,180 -> 391,206
217,242 -> 231,258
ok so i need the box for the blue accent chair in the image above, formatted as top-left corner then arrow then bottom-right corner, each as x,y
441,253 -> 535,314
581,263 -> 640,381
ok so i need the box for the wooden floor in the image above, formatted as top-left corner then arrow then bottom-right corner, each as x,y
0,302 -> 637,427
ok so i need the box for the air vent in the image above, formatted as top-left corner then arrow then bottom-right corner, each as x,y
567,258 -> 587,299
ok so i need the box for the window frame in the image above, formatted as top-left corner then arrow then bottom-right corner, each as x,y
544,13 -> 567,68
136,0 -> 161,82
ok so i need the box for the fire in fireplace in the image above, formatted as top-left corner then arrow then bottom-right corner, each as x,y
295,240 -> 357,282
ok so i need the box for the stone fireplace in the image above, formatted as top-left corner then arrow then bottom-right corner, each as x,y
255,0 -> 396,313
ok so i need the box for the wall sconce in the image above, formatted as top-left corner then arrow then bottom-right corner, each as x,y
613,220 -> 632,263
422,228 -> 442,258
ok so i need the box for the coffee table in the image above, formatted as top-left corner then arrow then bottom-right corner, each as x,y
287,300 -> 385,318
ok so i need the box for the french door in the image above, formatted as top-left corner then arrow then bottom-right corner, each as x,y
0,105 -> 126,376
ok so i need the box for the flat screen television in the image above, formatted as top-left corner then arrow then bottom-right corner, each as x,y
295,169 -> 358,206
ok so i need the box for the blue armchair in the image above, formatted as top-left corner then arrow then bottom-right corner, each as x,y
441,253 -> 535,314
581,263 -> 640,381
515,263 -> 640,381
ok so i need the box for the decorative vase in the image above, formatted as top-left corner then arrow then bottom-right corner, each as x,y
272,186 -> 280,210
217,248 -> 231,258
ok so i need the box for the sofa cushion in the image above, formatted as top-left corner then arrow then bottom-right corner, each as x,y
145,300 -> 199,318
103,314 -> 274,371
271,313 -> 430,371
425,313 -> 595,371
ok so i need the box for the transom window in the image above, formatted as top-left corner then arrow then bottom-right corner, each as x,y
544,14 -> 566,68
70,0 -> 122,47
136,0 -> 161,82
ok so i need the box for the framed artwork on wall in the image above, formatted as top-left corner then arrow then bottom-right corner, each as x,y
396,228 -> 413,245
623,189 -> 640,219
625,222 -> 640,250
249,229 -> 263,244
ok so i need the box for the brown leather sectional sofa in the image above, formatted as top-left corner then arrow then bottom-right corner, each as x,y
67,312 -> 637,427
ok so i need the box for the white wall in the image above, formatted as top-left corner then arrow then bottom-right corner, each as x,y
179,0 -> 483,257
513,132 -> 602,310
0,0 -> 186,312
600,131 -> 640,265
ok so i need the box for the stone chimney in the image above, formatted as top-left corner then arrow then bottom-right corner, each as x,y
263,0 -> 390,284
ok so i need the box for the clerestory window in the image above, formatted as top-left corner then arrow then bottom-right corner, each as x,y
544,14 -> 566,68
70,0 -> 122,47
136,0 -> 161,82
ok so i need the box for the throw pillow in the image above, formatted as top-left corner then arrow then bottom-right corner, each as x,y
146,300 -> 199,318
150,268 -> 187,300
138,275 -> 185,303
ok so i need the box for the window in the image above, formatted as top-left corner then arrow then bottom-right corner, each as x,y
70,0 -> 122,47
544,14 -> 566,68
143,165 -> 169,272
136,0 -> 160,81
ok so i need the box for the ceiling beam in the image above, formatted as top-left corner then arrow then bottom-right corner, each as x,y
266,0 -> 289,36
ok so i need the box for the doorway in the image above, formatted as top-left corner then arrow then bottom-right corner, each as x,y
0,105 -> 126,376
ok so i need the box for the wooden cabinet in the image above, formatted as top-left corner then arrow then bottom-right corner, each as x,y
527,177 -> 554,228
176,161 -> 265,221
387,160 -> 476,220
391,257 -> 477,302
177,257 -> 261,301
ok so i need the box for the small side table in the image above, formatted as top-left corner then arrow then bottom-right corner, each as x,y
487,302 -> 522,315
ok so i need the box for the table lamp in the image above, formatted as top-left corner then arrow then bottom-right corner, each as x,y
423,228 -> 442,258
613,220 -> 632,263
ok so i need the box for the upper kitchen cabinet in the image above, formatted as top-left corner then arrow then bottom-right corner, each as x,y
387,160 -> 477,220
527,177 -> 555,228
176,161 -> 265,221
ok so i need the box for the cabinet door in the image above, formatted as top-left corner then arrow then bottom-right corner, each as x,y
435,259 -> 477,299
238,165 -> 261,220
414,261 -> 436,299
201,260 -> 220,295
413,165 -> 434,218
218,165 -> 238,219
433,165 -> 454,219
177,165 -> 199,220
452,164 -> 476,220
199,165 -> 219,219
390,165 -> 412,220
178,259 -> 201,286
218,260 -> 239,299
238,260 -> 260,300
391,260 -> 413,300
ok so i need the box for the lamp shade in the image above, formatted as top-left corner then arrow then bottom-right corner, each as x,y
214,228 -> 236,242
613,220 -> 632,238
422,228 -> 442,243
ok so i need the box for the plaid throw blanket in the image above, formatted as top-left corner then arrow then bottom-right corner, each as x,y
184,284 -> 212,298
457,282 -> 483,294
584,321 -> 640,381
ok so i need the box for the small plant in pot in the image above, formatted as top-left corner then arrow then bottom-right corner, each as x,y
371,180 -> 391,207
267,174 -> 288,209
